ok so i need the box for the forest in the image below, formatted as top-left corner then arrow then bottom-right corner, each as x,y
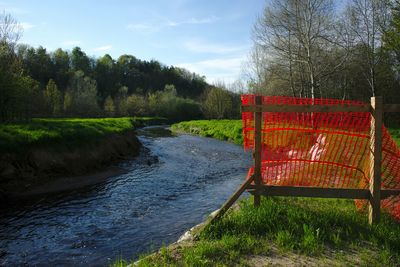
0,13 -> 240,123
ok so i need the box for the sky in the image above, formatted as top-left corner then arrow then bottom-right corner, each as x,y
1,0 -> 266,84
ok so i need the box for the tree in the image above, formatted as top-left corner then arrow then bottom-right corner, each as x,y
126,94 -> 147,116
63,91 -> 73,114
103,96 -> 115,117
71,47 -> 91,75
0,12 -> 35,122
65,70 -> 100,116
52,48 -> 70,90
203,87 -> 233,119
253,0 -> 348,99
383,0 -> 400,72
44,79 -> 62,116
0,11 -> 22,48
346,0 -> 391,96
95,54 -> 117,100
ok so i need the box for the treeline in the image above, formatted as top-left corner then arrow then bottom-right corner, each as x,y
0,13 -> 240,122
249,0 -> 400,104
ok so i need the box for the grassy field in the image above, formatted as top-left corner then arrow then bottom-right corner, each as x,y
116,197 -> 400,266
171,120 -> 243,145
0,117 -> 166,152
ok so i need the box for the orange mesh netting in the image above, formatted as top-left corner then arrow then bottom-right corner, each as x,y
241,95 -> 400,220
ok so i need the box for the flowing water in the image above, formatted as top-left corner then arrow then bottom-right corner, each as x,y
0,126 -> 251,266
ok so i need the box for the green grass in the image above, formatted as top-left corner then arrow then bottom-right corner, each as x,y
116,197 -> 400,266
0,117 -> 166,153
171,120 -> 243,145
388,127 -> 400,147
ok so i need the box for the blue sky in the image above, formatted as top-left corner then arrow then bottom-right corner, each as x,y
2,0 -> 266,84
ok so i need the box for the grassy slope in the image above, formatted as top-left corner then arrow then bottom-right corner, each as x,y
0,117 -> 166,153
112,120 -> 400,266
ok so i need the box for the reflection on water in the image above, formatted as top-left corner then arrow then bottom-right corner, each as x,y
0,126 -> 251,266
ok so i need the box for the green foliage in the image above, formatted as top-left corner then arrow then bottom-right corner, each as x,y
126,94 -> 147,117
0,35 -> 37,122
71,46 -> 91,74
388,127 -> 400,146
203,87 -> 234,119
44,79 -> 62,115
148,85 -> 202,122
65,70 -> 100,116
104,96 -> 115,117
384,0 -> 400,71
171,120 -> 243,145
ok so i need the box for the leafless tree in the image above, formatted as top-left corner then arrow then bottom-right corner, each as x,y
346,0 -> 391,96
252,0 -> 349,99
0,11 -> 22,47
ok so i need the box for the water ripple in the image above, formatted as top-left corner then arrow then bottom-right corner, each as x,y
0,127 -> 251,266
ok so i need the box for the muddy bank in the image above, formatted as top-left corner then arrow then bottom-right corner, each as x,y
0,130 -> 142,199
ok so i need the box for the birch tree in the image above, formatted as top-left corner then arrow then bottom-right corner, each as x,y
253,0 -> 348,99
347,0 -> 391,96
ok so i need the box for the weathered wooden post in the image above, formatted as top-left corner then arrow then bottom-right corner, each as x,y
369,96 -> 383,225
254,96 -> 262,206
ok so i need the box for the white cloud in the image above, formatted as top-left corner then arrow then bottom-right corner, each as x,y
127,15 -> 219,33
166,15 -> 219,27
20,22 -> 34,30
186,15 -> 219,24
177,56 -> 246,84
126,23 -> 158,32
166,20 -> 179,27
93,45 -> 112,52
183,40 -> 248,54
62,40 -> 81,46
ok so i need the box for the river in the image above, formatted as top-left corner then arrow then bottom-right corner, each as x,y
0,126 -> 251,266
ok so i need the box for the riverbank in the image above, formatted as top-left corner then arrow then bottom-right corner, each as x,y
171,120 -> 243,145
0,117 -> 166,198
113,119 -> 400,266
123,197 -> 400,266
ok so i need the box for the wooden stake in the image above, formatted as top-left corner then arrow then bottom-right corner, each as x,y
211,175 -> 255,222
254,96 -> 262,206
369,96 -> 383,225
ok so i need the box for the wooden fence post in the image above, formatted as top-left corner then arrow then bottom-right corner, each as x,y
369,96 -> 383,225
254,96 -> 262,206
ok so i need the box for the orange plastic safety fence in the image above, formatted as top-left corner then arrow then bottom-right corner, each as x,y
241,95 -> 400,220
